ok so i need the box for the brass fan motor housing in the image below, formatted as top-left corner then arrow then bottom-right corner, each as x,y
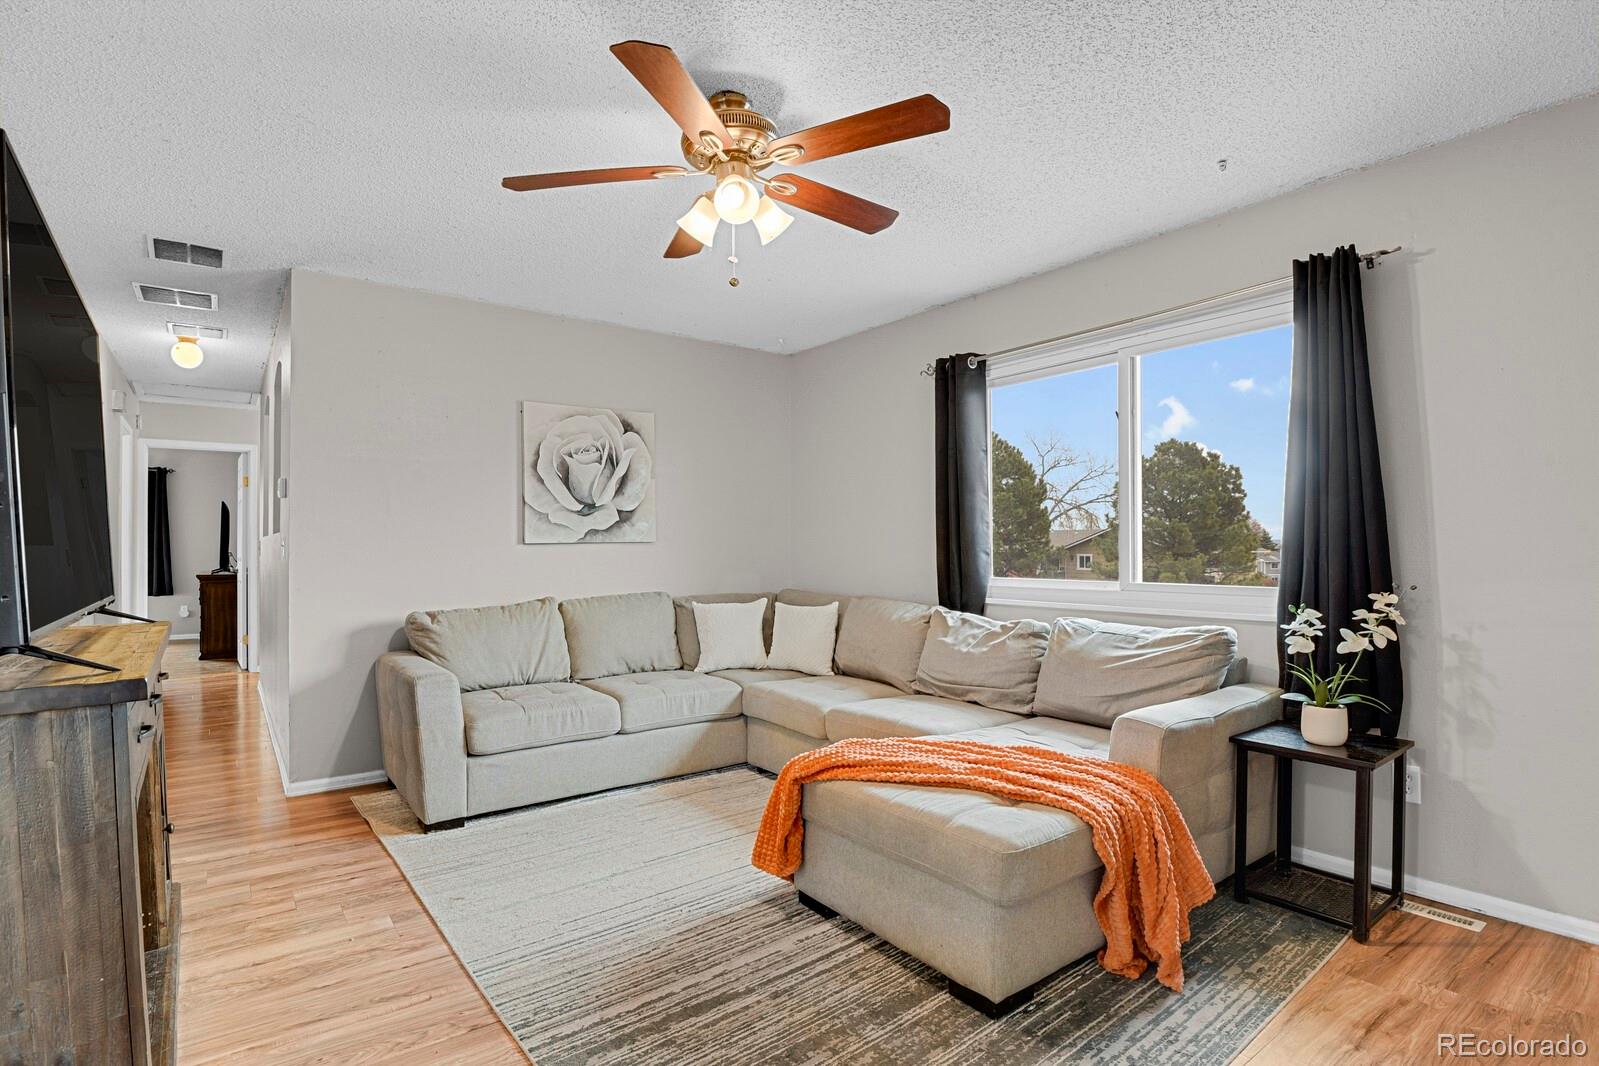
682,91 -> 781,171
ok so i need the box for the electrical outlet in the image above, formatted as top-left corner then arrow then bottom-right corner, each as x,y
1404,763 -> 1422,805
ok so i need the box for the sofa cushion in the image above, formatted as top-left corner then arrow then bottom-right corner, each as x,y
691,598 -> 769,672
460,682 -> 620,755
1033,618 -> 1237,727
824,695 -> 1022,742
776,588 -> 855,615
766,602 -> 839,676
560,592 -> 681,680
674,593 -> 775,669
912,608 -> 1050,713
582,670 -> 742,733
834,596 -> 933,693
405,598 -> 569,692
957,716 -> 1113,757
801,778 -> 1101,905
709,668 -> 808,687
741,675 -> 900,739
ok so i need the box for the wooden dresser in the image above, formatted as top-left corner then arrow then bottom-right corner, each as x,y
0,623 -> 178,1065
196,572 -> 237,661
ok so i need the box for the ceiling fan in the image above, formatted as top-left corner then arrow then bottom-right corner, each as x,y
502,41 -> 950,264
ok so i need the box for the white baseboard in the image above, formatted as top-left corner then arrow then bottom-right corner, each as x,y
257,679 -> 292,795
1293,845 -> 1599,946
169,633 -> 199,641
254,679 -> 387,796
281,769 -> 390,797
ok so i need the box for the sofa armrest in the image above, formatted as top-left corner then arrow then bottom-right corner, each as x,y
377,651 -> 468,825
1108,683 -> 1281,836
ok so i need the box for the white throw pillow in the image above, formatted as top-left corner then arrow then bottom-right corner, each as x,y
692,598 -> 769,672
766,601 -> 838,676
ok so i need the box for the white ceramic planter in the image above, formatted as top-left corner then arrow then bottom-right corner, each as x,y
1300,704 -> 1349,746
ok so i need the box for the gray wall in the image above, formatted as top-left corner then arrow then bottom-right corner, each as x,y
279,270 -> 795,783
788,94 -> 1599,925
140,399 -> 259,445
145,448 -> 236,638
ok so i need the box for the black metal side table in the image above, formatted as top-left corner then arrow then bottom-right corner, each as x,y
1230,722 -> 1415,942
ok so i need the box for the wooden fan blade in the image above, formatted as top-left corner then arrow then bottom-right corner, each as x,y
501,165 -> 686,191
664,226 -> 703,258
767,94 -> 949,165
610,41 -> 733,147
765,175 -> 899,234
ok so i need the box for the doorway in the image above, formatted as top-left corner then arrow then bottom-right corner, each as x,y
133,438 -> 259,671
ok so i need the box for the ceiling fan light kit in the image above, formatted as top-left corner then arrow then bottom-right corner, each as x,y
500,40 -> 950,278
676,195 -> 720,247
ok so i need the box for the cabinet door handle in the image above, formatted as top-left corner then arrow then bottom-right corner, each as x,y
158,671 -> 170,681
137,723 -> 154,741
149,693 -> 163,706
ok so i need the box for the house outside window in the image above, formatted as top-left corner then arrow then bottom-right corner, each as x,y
988,281 -> 1293,618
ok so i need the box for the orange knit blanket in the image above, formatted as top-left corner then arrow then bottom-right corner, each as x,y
751,737 -> 1216,991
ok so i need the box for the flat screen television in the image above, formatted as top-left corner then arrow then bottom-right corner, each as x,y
0,131 -> 115,651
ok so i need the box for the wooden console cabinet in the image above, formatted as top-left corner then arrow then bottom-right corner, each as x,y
196,571 -> 237,661
0,623 -> 178,1065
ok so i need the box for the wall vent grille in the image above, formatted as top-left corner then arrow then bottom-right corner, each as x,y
1396,900 -> 1485,931
167,322 -> 227,341
134,283 -> 217,310
150,237 -> 224,268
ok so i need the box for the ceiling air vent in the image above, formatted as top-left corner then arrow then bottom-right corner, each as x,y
39,276 -> 77,298
167,322 -> 227,341
134,283 -> 217,310
49,312 -> 93,329
150,237 -> 224,269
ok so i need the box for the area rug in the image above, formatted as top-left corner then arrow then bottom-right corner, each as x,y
354,768 -> 1345,1065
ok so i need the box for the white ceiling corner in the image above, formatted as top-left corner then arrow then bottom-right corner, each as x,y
1,1 -> 1594,392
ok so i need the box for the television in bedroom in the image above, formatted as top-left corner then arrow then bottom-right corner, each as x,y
0,131 -> 116,656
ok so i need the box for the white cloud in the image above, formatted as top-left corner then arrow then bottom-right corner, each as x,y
1156,396 -> 1196,437
1229,377 -> 1257,393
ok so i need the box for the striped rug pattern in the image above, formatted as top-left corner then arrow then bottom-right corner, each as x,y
355,768 -> 1344,1065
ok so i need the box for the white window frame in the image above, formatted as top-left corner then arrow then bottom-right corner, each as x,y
987,280 -> 1292,622
1075,553 -> 1095,571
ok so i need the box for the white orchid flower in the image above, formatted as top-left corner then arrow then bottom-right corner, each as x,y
1285,634 -> 1316,655
1336,628 -> 1372,655
1361,620 -> 1398,648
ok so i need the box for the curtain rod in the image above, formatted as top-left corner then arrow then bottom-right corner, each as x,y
920,246 -> 1401,375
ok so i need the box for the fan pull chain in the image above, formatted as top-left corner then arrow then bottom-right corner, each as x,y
728,225 -> 740,287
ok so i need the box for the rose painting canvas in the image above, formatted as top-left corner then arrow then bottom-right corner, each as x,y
521,402 -> 656,544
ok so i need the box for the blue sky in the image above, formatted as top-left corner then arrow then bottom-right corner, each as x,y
991,324 -> 1293,538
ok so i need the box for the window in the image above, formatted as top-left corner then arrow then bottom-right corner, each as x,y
988,282 -> 1292,617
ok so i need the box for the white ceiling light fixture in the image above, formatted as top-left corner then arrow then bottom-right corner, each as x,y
170,335 -> 204,370
752,196 -> 793,245
710,160 -> 760,224
675,195 -> 720,247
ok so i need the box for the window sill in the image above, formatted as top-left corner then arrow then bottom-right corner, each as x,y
987,581 -> 1277,624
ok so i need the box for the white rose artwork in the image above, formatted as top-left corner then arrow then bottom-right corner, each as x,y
521,402 -> 656,543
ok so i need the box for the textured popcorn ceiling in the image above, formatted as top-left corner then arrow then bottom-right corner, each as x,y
1,1 -> 1595,392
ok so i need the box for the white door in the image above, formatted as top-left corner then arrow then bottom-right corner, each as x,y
236,452 -> 249,668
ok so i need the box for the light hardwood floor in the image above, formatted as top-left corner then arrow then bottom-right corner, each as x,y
163,644 -> 1595,1064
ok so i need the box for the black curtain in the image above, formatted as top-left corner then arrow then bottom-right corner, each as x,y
934,354 -> 991,613
148,467 -> 174,597
1279,246 -> 1403,736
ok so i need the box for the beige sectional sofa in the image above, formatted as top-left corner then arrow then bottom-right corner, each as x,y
376,586 -> 1279,1013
